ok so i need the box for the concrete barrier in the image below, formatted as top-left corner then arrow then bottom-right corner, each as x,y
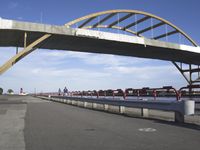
185,115 -> 200,125
148,109 -> 174,121
85,102 -> 93,109
123,107 -> 142,117
77,101 -> 84,107
104,104 -> 109,111
107,105 -> 120,114
67,100 -> 71,104
71,100 -> 77,106
95,103 -> 104,111
37,96 -> 195,123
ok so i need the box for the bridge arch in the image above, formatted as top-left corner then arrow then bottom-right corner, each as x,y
65,9 -> 200,85
65,9 -> 198,47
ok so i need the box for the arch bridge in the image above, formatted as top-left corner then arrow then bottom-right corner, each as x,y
0,9 -> 200,85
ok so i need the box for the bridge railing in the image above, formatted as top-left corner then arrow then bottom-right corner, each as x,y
37,85 -> 200,102
124,86 -> 180,101
66,86 -> 180,101
179,85 -> 200,98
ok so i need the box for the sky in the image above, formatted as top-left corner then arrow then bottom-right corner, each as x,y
0,0 -> 200,93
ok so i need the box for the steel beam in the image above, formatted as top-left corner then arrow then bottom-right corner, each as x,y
0,34 -> 51,75
78,17 -> 96,28
24,32 -> 27,48
172,62 -> 190,84
108,13 -> 134,27
122,16 -> 150,30
182,68 -> 200,73
153,30 -> 178,40
137,22 -> 165,35
172,62 -> 200,85
92,13 -> 116,28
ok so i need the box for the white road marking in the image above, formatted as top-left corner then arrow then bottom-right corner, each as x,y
138,128 -> 157,132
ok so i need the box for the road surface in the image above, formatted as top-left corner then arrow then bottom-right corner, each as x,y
0,95 -> 200,150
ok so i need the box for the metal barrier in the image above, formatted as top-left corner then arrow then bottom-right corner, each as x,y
39,95 -> 195,123
179,84 -> 200,97
40,86 -> 184,101
125,86 -> 180,101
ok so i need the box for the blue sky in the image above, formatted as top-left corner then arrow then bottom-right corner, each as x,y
0,0 -> 200,93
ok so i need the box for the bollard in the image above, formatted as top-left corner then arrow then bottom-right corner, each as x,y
175,100 -> 195,123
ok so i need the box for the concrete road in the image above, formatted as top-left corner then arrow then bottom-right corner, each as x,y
0,95 -> 200,150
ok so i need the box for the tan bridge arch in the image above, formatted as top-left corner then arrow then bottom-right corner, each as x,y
0,9 -> 199,85
65,9 -> 197,46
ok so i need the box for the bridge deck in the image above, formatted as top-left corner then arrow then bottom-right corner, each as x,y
0,18 -> 200,65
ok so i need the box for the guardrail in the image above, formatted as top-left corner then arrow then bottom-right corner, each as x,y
179,84 -> 200,97
38,95 -> 195,123
125,86 -> 180,101
37,85 -> 200,101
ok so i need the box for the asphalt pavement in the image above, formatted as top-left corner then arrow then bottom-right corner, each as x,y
0,95 -> 200,150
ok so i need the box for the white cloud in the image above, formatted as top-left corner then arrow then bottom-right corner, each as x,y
0,47 -> 16,65
39,50 -> 150,67
0,48 -> 186,93
105,65 -> 178,75
30,67 -> 110,78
